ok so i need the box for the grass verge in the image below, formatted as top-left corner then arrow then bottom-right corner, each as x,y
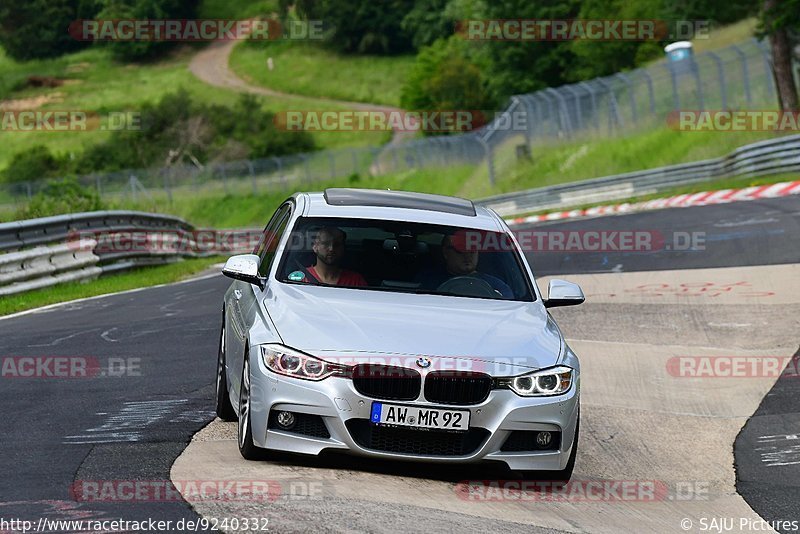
0,44 -> 390,173
229,40 -> 415,107
0,256 -> 224,317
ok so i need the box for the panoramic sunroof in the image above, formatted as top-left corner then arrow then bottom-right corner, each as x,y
323,188 -> 477,217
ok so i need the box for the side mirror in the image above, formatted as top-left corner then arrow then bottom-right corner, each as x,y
544,279 -> 585,308
222,254 -> 265,289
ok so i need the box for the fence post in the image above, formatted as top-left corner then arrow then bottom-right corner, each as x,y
730,44 -> 752,104
351,149 -> 359,175
163,169 -> 173,204
248,161 -> 257,194
637,70 -> 656,114
328,152 -> 336,179
546,88 -> 572,138
578,82 -> 599,131
302,154 -> 311,183
130,175 -> 137,203
706,51 -> 727,109
562,86 -> 583,133
26,182 -> 33,200
690,56 -> 705,109
663,63 -> 681,110
595,77 -> 622,132
94,175 -> 102,197
614,73 -> 637,125
756,39 -> 777,100
477,136 -> 495,186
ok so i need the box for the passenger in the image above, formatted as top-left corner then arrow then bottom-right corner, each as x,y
303,227 -> 367,286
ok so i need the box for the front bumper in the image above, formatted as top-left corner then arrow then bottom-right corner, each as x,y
250,355 -> 580,471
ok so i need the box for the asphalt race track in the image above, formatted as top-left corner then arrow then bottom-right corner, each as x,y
1,195 -> 798,533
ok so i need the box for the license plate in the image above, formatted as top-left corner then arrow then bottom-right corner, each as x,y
370,402 -> 470,431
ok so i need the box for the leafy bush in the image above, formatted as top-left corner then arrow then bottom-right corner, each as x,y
16,177 -> 104,219
74,90 -> 315,173
1,145 -> 67,183
401,37 -> 496,134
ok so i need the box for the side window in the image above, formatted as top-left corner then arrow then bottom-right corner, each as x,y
258,205 -> 292,276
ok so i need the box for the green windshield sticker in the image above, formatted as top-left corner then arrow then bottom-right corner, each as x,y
288,271 -> 305,281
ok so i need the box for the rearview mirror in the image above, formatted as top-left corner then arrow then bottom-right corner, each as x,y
544,279 -> 585,308
222,254 -> 265,289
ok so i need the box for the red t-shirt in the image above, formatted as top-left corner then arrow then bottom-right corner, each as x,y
307,266 -> 367,287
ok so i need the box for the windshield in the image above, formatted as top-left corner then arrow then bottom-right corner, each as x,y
276,217 -> 534,301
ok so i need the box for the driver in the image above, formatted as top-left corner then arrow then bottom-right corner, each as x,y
301,226 -> 367,286
417,233 -> 513,298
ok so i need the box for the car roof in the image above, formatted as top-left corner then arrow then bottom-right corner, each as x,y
296,189 -> 504,231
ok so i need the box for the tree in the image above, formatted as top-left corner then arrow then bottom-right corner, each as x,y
0,0 -> 95,60
761,0 -> 799,110
481,0 -> 582,102
294,0 -> 415,54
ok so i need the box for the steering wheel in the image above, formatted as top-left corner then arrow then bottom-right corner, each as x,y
436,276 -> 498,298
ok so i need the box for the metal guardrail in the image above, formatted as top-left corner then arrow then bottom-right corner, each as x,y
477,134 -> 800,216
0,211 -> 224,296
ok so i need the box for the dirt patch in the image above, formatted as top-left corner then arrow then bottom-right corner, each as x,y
0,92 -> 65,111
26,76 -> 64,88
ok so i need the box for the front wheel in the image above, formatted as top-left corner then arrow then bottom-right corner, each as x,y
215,321 -> 236,421
237,355 -> 268,460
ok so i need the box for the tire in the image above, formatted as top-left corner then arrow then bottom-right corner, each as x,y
215,319 -> 236,421
237,354 -> 268,460
519,410 -> 579,482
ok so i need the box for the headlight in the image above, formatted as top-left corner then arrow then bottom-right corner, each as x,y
260,345 -> 348,381
496,365 -> 573,397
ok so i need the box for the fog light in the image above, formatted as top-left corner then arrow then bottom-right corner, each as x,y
276,411 -> 296,429
536,431 -> 552,448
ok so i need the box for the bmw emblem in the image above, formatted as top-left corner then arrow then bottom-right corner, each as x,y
416,357 -> 432,369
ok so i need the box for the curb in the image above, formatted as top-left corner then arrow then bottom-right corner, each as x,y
505,180 -> 800,226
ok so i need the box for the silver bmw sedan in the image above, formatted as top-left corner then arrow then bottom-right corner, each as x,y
216,188 -> 584,480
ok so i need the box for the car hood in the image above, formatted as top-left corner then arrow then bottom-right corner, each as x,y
263,284 -> 563,370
